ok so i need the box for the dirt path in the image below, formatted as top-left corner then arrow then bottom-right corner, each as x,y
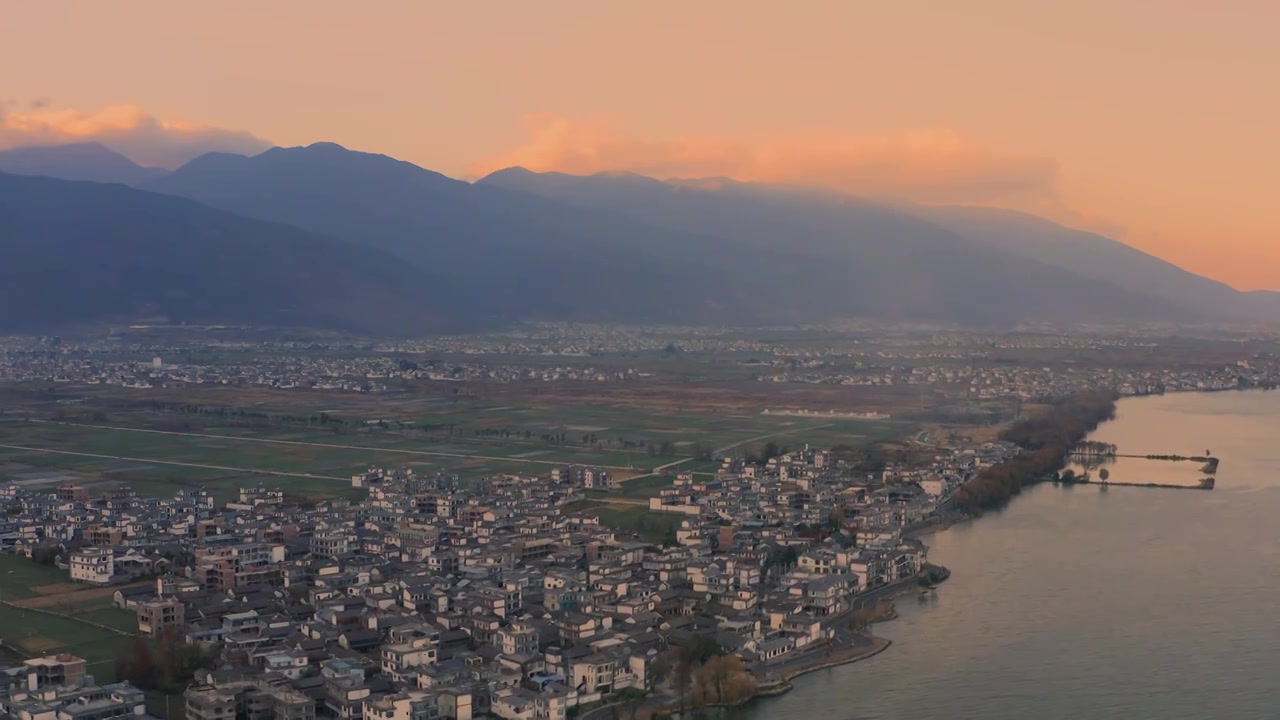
11,583 -> 138,609
713,423 -> 835,455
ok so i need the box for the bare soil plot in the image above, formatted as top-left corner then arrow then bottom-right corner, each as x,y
16,585 -> 125,608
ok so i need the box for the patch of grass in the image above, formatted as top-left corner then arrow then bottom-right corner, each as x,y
592,505 -> 685,544
613,474 -> 676,499
71,607 -> 140,633
0,604 -> 129,672
0,554 -> 72,601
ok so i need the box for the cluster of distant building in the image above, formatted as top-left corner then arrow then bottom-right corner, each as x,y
2,332 -> 1276,406
760,356 -> 1280,400
0,347 -> 637,391
0,433 -> 1018,720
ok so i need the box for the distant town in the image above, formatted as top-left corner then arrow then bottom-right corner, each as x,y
0,322 -> 1277,720
1,435 -> 1003,720
1,325 -> 1277,400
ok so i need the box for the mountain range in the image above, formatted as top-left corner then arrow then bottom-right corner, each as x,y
0,142 -> 168,185
0,172 -> 453,334
0,141 -> 1274,334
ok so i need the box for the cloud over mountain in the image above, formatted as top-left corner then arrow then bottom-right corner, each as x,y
472,114 -> 1060,207
0,104 -> 271,168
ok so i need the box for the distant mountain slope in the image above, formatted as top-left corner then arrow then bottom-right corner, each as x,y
1247,290 -> 1280,317
0,172 -> 454,335
0,142 -> 168,185
478,168 -> 1194,327
904,205 -> 1257,320
145,143 -> 772,326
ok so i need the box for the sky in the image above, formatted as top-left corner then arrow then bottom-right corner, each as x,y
2,1 -> 1278,291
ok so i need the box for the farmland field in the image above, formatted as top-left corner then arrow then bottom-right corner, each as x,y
0,553 -> 75,601
0,395 -> 911,503
0,604 -> 130,673
591,504 -> 686,544
610,473 -> 679,499
0,555 -> 135,677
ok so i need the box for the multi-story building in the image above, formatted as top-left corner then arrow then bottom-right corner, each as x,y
185,680 -> 314,720
498,624 -> 539,657
311,530 -> 354,558
136,597 -> 185,637
21,654 -> 87,690
69,548 -> 114,585
365,690 -> 439,720
194,541 -> 280,591
184,684 -> 233,720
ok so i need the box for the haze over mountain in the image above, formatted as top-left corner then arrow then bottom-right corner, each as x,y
143,143 -> 775,326
2,140 -> 1271,334
141,143 -> 1203,329
1248,290 -> 1280,316
903,204 -> 1261,320
479,168 -> 1278,325
0,142 -> 169,185
479,167 -> 1225,322
0,171 -> 453,335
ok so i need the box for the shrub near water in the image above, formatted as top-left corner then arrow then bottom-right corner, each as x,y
953,390 -> 1119,513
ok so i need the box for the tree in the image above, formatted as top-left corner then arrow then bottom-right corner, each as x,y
1098,468 -> 1110,481
691,655 -> 755,706
707,654 -> 733,703
850,600 -> 891,632
114,635 -> 156,689
827,506 -> 846,530
31,545 -> 61,566
779,546 -> 800,571
675,659 -> 693,714
648,656 -> 671,690
680,634 -> 720,666
115,629 -> 217,693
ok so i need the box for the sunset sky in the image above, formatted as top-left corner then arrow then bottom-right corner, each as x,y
3,1 -> 1277,290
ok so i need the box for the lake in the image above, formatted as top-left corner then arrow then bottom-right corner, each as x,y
733,389 -> 1280,720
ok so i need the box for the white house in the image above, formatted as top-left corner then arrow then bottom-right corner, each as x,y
69,547 -> 114,584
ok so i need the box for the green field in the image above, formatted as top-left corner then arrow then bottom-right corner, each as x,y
0,400 -> 910,503
592,505 -> 685,544
0,556 -> 134,676
611,473 -> 679,499
0,553 -> 73,601
0,604 -> 130,674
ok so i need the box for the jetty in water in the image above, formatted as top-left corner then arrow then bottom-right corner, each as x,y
1063,445 -> 1219,491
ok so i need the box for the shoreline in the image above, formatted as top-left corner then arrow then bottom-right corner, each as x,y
731,578 -> 931,711
753,635 -> 894,697
656,636 -> 895,718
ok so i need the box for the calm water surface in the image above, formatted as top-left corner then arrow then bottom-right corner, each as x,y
735,390 -> 1280,720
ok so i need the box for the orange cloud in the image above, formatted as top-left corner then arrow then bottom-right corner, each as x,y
0,104 -> 270,168
472,114 -> 1062,206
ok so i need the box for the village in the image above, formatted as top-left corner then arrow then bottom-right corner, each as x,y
0,437 -> 1019,720
2,330 -> 1276,401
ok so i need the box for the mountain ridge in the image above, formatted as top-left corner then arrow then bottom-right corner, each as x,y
144,144 -> 822,326
0,171 -> 457,335
2,141 -> 1271,334
481,166 -> 1277,324
477,165 -> 1201,326
151,144 -> 1201,328
0,142 -> 169,185
901,203 -> 1256,320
